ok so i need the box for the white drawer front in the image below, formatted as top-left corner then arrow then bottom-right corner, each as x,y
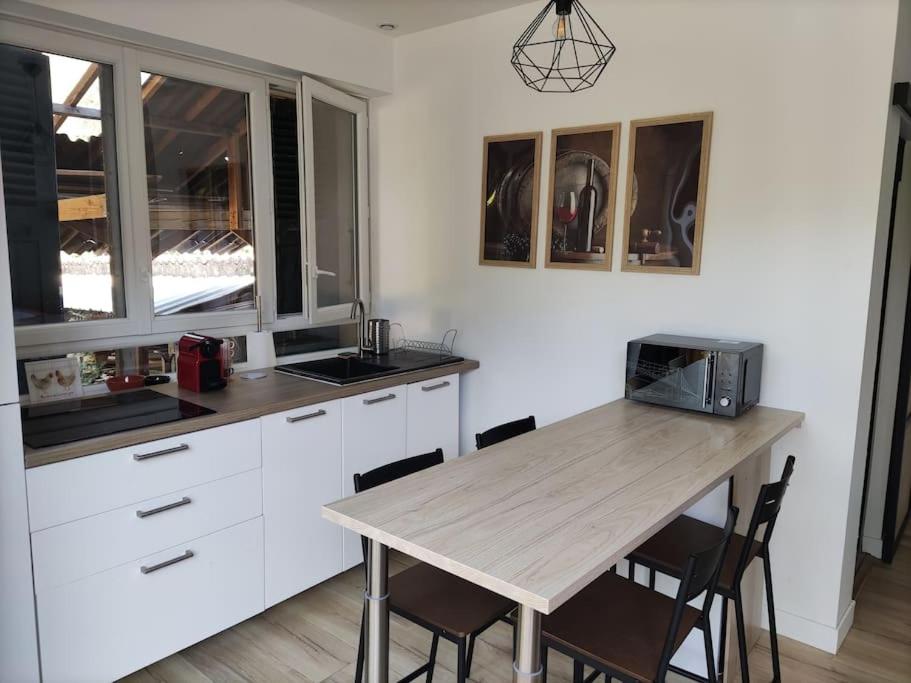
27,419 -> 261,531
406,373 -> 459,459
32,469 -> 262,593
37,517 -> 264,683
341,384 -> 407,569
262,400 -> 343,607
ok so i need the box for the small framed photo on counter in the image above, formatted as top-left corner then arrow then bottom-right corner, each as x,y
544,122 -> 621,271
479,132 -> 543,268
24,357 -> 82,403
622,112 -> 713,275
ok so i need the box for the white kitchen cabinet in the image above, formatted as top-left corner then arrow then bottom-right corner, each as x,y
406,373 -> 460,459
31,468 -> 262,593
27,419 -> 261,531
0,405 -> 40,682
36,516 -> 264,683
341,383 -> 407,569
262,399 -> 343,607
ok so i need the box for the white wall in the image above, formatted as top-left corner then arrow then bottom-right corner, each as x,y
371,0 -> 900,653
1,0 -> 394,94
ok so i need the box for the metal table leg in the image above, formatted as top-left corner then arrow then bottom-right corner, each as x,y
364,539 -> 389,683
513,605 -> 543,683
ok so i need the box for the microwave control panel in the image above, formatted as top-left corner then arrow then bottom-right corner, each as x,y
714,352 -> 740,417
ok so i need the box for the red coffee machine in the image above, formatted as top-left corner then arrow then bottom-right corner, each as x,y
177,333 -> 228,392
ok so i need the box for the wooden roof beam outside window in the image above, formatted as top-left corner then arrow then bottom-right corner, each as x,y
52,62 -> 100,132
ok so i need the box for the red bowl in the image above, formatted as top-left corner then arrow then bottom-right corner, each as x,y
105,374 -> 146,392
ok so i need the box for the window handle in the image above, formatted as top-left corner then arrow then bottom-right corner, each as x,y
316,268 -> 337,277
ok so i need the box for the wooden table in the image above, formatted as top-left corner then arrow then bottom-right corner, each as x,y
323,399 -> 804,682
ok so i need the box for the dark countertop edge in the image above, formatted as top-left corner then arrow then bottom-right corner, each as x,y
24,359 -> 479,469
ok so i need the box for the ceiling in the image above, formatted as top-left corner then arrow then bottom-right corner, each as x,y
291,0 -> 535,35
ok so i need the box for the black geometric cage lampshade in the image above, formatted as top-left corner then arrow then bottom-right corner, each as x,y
511,0 -> 616,93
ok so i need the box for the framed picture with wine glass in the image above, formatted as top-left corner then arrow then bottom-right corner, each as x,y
479,132 -> 543,268
621,112 -> 713,275
544,122 -> 621,271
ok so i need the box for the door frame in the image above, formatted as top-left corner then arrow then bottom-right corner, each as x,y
859,87 -> 911,563
883,132 -> 911,562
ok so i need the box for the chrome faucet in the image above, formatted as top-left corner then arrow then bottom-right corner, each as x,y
350,298 -> 371,355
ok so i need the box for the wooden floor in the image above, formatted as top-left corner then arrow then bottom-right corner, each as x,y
123,525 -> 911,683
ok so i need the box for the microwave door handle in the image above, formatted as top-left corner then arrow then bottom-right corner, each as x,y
702,353 -> 716,409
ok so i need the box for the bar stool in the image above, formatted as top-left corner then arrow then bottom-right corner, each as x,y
475,415 -> 536,449
353,449 -> 516,683
541,507 -> 739,683
628,456 -> 796,683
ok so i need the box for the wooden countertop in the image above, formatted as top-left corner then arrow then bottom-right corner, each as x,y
322,399 -> 804,614
24,359 -> 479,469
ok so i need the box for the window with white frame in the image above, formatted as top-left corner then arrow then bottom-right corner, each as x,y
0,22 -> 368,357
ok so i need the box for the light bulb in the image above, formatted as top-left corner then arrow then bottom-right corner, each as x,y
552,15 -> 567,40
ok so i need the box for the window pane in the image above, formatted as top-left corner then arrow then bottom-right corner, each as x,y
0,45 -> 125,326
141,73 -> 255,316
270,88 -> 302,316
312,98 -> 358,308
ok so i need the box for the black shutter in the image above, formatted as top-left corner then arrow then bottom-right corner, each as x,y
0,44 -> 63,325
270,95 -> 303,316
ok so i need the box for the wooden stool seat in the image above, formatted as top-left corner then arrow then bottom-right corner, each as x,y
631,515 -> 763,592
543,572 -> 701,683
389,562 -> 516,638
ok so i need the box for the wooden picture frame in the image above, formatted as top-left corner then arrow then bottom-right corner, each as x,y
621,112 -> 713,275
544,122 -> 621,271
479,132 -> 543,268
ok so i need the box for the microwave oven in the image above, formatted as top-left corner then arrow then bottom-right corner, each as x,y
625,334 -> 763,417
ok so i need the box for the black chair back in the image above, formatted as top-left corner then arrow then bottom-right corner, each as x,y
731,455 -> 796,583
682,506 -> 739,603
657,506 -> 739,680
475,416 -> 536,449
353,449 -> 444,565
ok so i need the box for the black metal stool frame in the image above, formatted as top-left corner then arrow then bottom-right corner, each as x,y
542,507 -> 739,683
352,449 -> 511,683
628,456 -> 796,683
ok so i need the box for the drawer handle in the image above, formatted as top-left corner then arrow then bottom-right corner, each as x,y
421,381 -> 451,392
133,443 -> 190,461
287,409 -> 327,424
140,550 -> 194,575
363,393 -> 396,406
136,496 -> 192,519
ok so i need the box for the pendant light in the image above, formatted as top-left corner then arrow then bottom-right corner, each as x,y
511,0 -> 616,93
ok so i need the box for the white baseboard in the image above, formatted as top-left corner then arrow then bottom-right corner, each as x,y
862,535 -> 884,558
774,601 -> 855,654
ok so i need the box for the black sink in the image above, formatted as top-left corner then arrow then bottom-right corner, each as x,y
275,356 -> 400,384
274,350 -> 464,386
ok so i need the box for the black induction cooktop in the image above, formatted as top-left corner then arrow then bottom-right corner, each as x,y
21,389 -> 215,449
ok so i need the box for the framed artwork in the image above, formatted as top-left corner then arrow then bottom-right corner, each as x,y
479,132 -> 543,267
544,123 -> 621,270
622,112 -> 713,275
24,357 -> 82,404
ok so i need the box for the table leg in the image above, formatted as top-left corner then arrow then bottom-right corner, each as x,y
513,605 -> 543,683
364,539 -> 389,683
